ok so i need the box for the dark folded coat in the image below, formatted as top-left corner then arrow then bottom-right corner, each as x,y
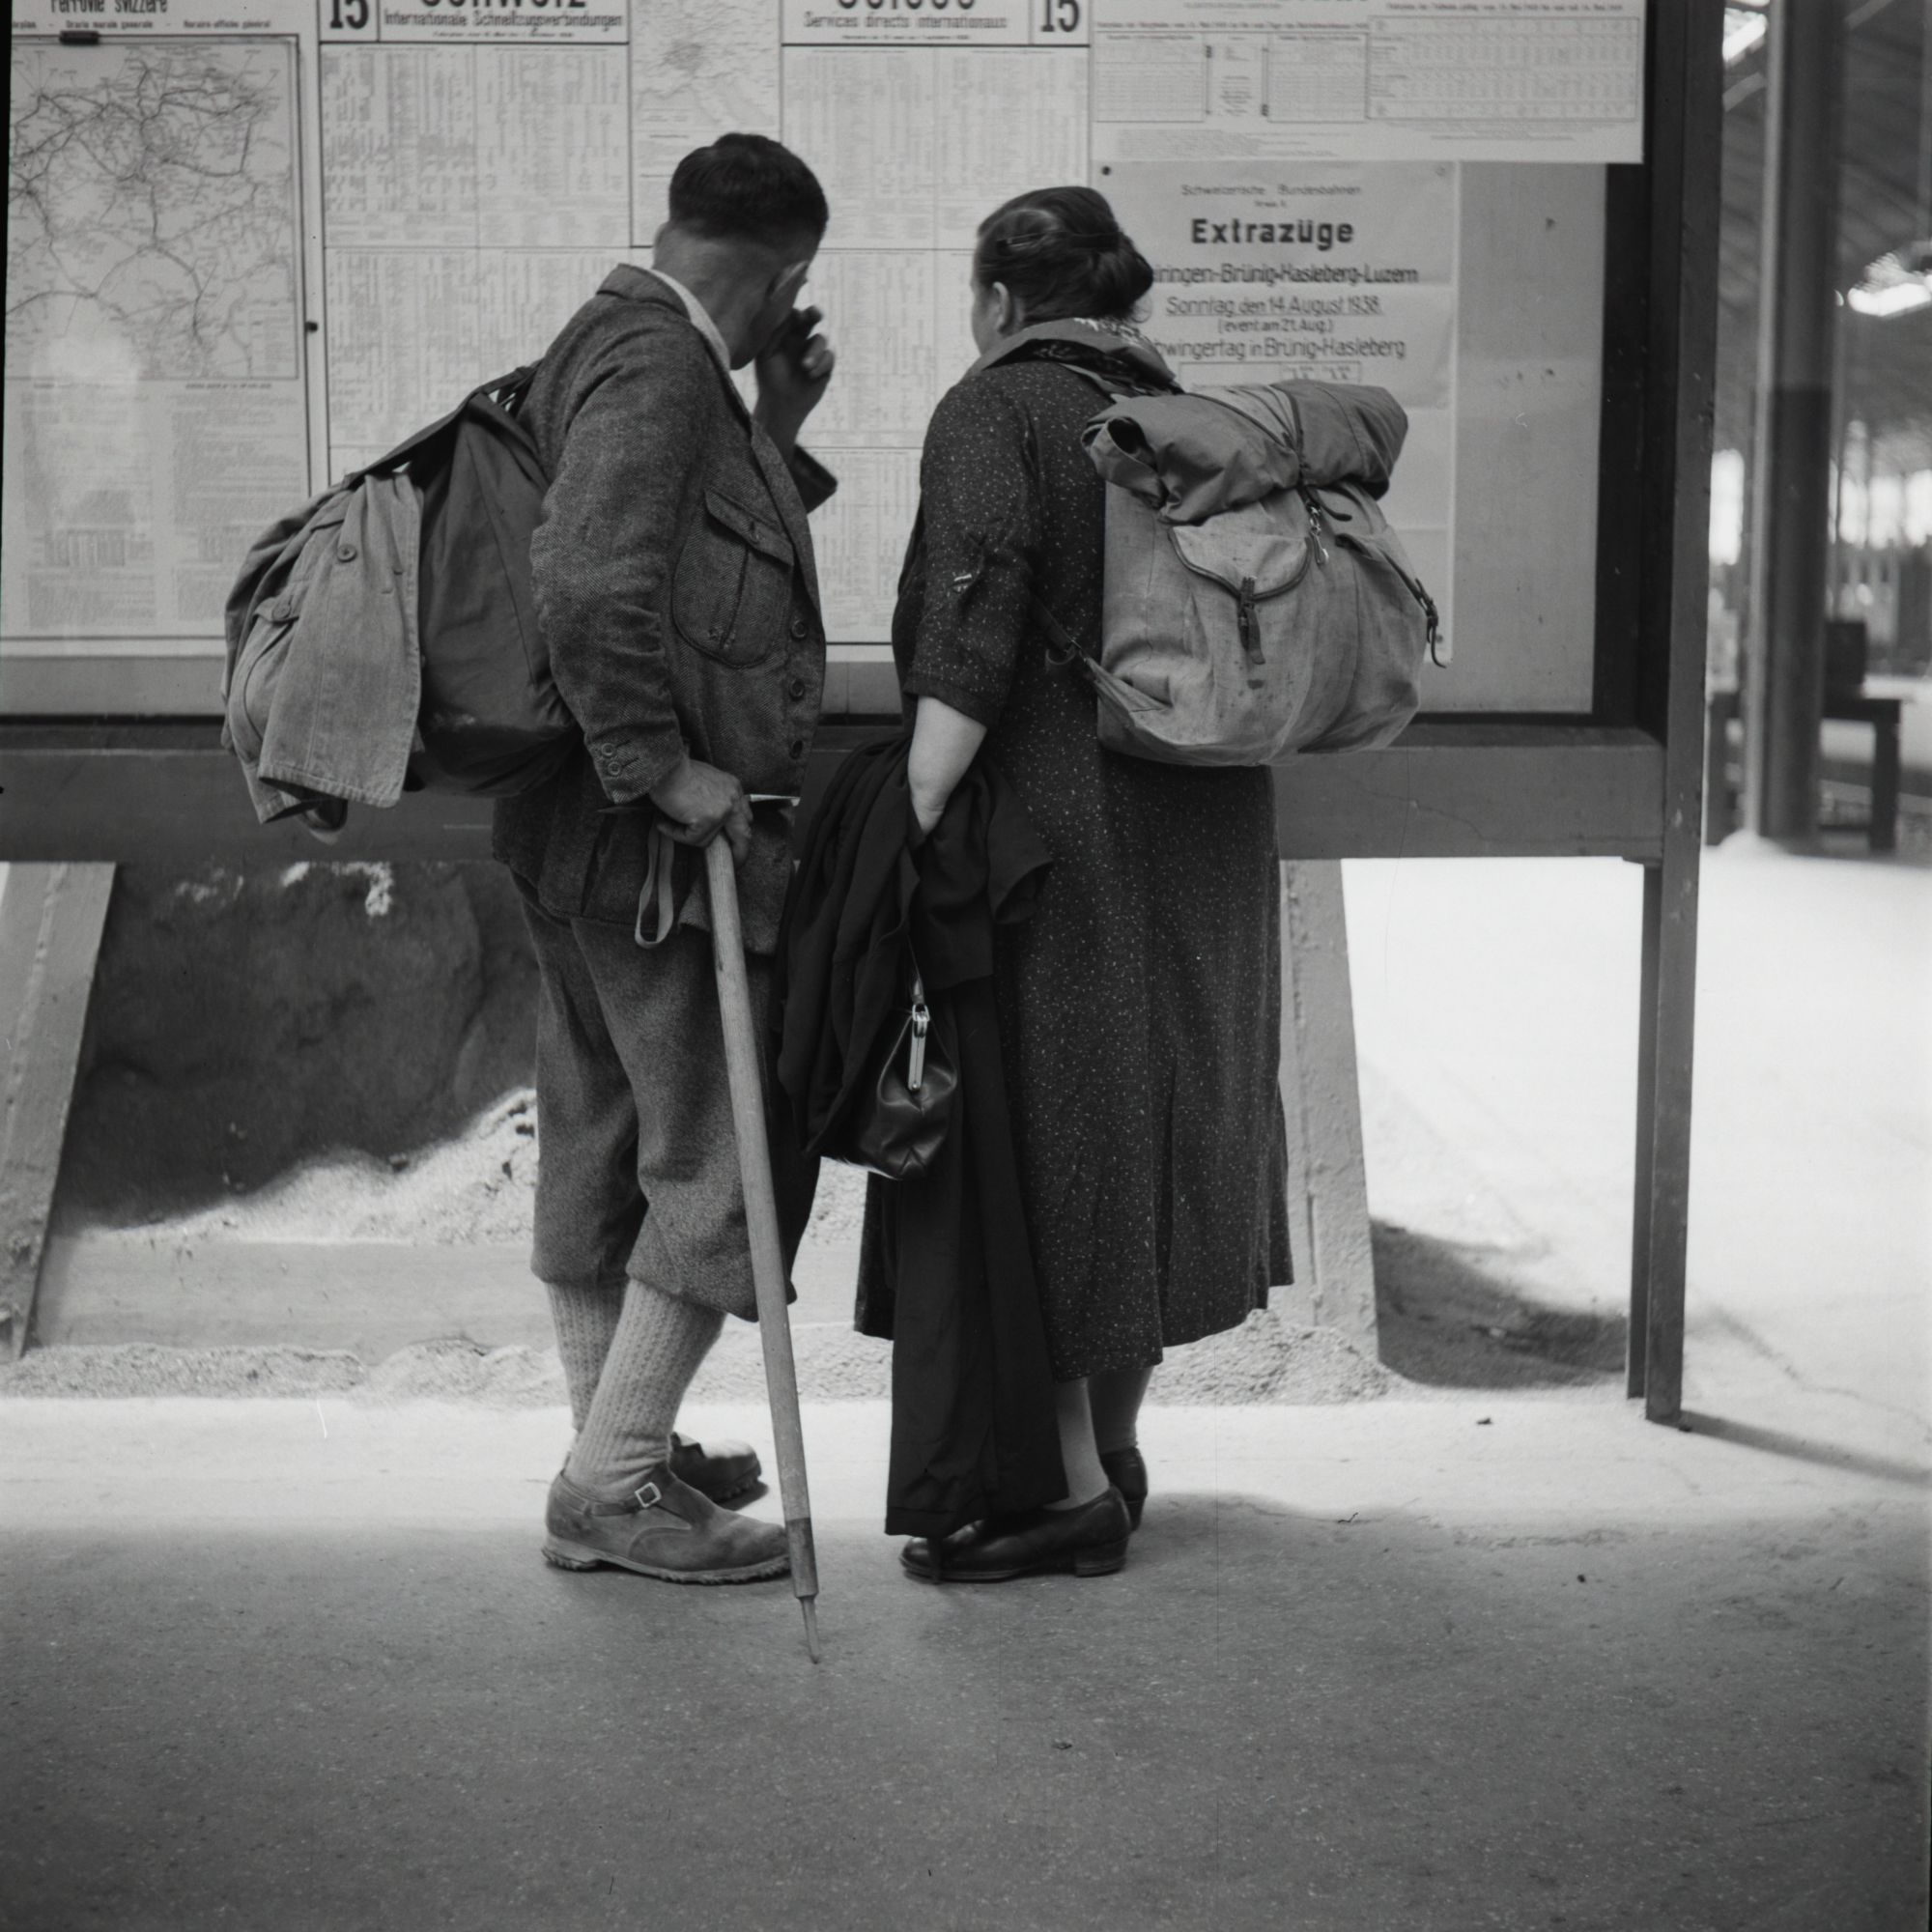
772,736 -> 1067,1537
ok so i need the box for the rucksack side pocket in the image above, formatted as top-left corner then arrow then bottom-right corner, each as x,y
1337,526 -> 1444,663
1309,526 -> 1435,753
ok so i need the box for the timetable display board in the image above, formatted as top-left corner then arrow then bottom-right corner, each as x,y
3,0 -> 1643,714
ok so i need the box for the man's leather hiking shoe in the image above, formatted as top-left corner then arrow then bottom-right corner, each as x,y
668,1432 -> 761,1503
543,1466 -> 788,1584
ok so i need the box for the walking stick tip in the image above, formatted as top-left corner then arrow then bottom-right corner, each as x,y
801,1597 -> 821,1663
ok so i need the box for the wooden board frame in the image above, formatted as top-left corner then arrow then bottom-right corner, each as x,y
0,6 -> 1720,1415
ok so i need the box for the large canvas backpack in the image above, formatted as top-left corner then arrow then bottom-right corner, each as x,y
1034,375 -> 1446,766
224,365 -> 573,815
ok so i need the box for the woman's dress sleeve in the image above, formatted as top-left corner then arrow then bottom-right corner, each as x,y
900,380 -> 1043,728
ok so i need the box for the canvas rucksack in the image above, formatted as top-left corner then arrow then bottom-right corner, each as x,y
1023,365 -> 1446,766
224,364 -> 573,817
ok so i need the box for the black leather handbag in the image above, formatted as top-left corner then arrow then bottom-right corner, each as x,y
843,960 -> 957,1180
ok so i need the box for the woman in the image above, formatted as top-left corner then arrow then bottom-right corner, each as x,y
892,187 -> 1293,1581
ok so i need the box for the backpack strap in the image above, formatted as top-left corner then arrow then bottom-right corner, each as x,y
972,340 -> 1173,671
1027,368 -> 1119,668
1057,363 -> 1129,402
1029,589 -> 1094,671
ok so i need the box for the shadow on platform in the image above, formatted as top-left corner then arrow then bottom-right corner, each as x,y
1677,1410 -> 1932,1489
1371,1222 -> 1627,1389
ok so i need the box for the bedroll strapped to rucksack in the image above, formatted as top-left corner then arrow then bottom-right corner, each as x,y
223,365 -> 572,827
1031,370 -> 1446,768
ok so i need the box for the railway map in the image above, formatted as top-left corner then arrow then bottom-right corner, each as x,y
8,41 -> 299,381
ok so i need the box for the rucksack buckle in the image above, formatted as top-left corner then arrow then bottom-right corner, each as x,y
1423,596 -> 1450,668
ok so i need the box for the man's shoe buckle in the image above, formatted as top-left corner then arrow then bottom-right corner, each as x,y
632,1480 -> 664,1511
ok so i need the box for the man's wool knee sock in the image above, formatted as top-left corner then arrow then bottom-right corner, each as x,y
565,1283 -> 724,1496
546,1280 -> 625,1434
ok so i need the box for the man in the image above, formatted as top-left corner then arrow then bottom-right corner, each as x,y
495,134 -> 836,1583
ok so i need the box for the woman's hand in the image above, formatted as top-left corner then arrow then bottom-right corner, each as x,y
909,787 -> 947,840
906,696 -> 989,843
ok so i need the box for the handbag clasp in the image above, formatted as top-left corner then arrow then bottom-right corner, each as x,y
907,975 -> 930,1093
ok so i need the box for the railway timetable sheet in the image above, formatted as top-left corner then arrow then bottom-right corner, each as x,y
5,0 -> 1641,711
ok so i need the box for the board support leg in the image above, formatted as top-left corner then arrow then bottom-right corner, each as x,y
0,864 -> 115,1359
1278,862 -> 1377,1353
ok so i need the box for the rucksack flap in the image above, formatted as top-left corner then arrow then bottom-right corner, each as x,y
1087,486 -> 1332,767
1167,507 -> 1310,615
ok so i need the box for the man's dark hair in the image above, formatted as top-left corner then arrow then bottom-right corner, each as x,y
668,134 -> 828,251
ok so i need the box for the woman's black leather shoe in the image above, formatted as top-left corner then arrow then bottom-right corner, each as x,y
1099,1446 -> 1148,1530
901,1487 -> 1131,1583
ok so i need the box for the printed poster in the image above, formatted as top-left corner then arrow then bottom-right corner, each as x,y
1091,0 -> 1645,165
1104,157 -> 1458,636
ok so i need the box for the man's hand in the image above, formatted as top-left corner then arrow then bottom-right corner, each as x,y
753,305 -> 835,454
649,755 -> 752,866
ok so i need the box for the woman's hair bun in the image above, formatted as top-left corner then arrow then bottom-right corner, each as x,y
974,186 -> 1154,325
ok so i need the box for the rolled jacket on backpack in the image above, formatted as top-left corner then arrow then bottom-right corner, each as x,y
1081,379 -> 1407,524
222,469 -> 422,824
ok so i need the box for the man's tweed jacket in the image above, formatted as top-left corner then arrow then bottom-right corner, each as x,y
494,266 -> 835,953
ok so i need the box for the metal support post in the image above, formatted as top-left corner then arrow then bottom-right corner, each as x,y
1628,851 -> 1699,1421
1626,0 -> 1722,1421
1627,865 -> 1662,1397
1745,0 -> 1847,841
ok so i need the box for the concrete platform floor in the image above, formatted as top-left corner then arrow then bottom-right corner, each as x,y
4,843 -> 1927,1929
3,1386 -> 1925,1932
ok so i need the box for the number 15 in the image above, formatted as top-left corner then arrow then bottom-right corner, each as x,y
1040,0 -> 1080,32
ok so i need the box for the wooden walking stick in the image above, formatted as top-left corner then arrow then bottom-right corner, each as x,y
704,836 -> 822,1662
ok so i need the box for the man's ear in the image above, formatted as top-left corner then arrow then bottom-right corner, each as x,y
771,258 -> 811,306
